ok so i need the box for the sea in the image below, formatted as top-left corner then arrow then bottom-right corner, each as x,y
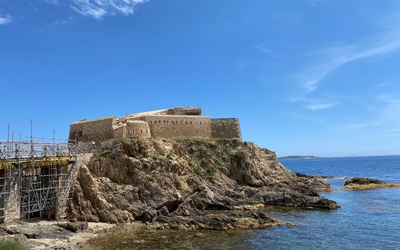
85,155 -> 400,250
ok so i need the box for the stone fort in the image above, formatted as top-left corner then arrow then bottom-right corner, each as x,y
69,107 -> 241,143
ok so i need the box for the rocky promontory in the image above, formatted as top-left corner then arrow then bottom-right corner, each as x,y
67,138 -> 339,230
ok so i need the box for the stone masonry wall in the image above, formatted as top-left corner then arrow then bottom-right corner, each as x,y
211,118 -> 242,140
69,117 -> 115,143
113,125 -> 126,138
126,121 -> 151,138
68,108 -> 242,143
137,115 -> 212,139
165,107 -> 202,116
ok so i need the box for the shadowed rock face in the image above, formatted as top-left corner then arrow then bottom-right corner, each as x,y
67,138 -> 339,229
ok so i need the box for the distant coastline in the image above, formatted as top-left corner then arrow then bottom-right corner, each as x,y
278,155 -> 322,160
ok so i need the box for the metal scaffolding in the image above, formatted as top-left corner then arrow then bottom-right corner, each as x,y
0,140 -> 77,222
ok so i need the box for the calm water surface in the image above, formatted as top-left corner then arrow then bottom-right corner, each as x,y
85,156 -> 400,250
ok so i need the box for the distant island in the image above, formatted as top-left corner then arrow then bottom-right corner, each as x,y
278,155 -> 322,160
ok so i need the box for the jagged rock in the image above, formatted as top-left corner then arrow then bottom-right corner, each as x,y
67,138 -> 340,229
342,177 -> 400,190
345,177 -> 384,186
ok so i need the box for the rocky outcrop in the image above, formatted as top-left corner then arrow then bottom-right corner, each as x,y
342,177 -> 400,190
67,138 -> 339,229
0,220 -> 117,249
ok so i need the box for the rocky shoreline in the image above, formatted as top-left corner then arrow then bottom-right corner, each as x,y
0,138 -> 342,249
67,138 -> 339,227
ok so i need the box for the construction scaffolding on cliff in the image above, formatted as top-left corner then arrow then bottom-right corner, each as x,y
0,139 -> 77,223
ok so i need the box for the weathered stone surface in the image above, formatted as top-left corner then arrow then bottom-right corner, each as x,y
342,177 -> 400,190
57,221 -> 88,233
0,234 -> 29,245
0,221 -> 72,240
67,138 -> 340,229
154,210 -> 284,230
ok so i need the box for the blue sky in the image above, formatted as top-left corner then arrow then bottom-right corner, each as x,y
1,0 -> 400,157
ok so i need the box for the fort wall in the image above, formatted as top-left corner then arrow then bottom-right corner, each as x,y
165,107 -> 202,116
113,124 -> 126,138
69,116 -> 115,143
211,118 -> 242,140
68,107 -> 242,143
126,120 -> 151,138
137,115 -> 212,139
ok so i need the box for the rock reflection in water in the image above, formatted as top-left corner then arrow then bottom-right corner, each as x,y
83,223 -> 258,250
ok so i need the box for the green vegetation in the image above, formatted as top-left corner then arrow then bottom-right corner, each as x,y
145,174 -> 154,182
200,160 -> 217,177
149,153 -> 169,163
111,137 -> 129,145
174,138 -> 248,178
0,239 -> 30,250
95,146 -> 115,159
193,166 -> 201,175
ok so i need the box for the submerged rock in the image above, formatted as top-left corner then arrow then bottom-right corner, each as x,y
342,177 -> 400,190
67,138 -> 340,229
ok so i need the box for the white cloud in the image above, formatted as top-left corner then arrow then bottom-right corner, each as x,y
306,103 -> 333,111
291,96 -> 335,111
69,0 -> 147,20
376,94 -> 400,123
254,44 -> 274,56
0,15 -> 12,25
298,36 -> 400,94
298,23 -> 400,94
337,94 -> 400,134
43,0 -> 60,4
308,0 -> 329,6
291,6 -> 400,112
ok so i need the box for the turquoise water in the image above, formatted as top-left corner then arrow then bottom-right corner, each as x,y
87,156 -> 400,250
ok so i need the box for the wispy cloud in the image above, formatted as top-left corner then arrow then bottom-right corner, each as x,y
69,0 -> 147,20
43,0 -> 60,4
306,103 -> 333,111
291,96 -> 335,111
254,44 -> 274,56
0,14 -> 13,25
308,0 -> 329,6
376,94 -> 400,123
337,94 -> 400,135
298,30 -> 400,94
52,15 -> 76,26
291,5 -> 400,112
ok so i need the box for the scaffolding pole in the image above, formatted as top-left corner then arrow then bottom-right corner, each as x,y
0,139 -> 77,222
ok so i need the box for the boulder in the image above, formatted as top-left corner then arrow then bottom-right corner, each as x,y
342,177 -> 400,190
